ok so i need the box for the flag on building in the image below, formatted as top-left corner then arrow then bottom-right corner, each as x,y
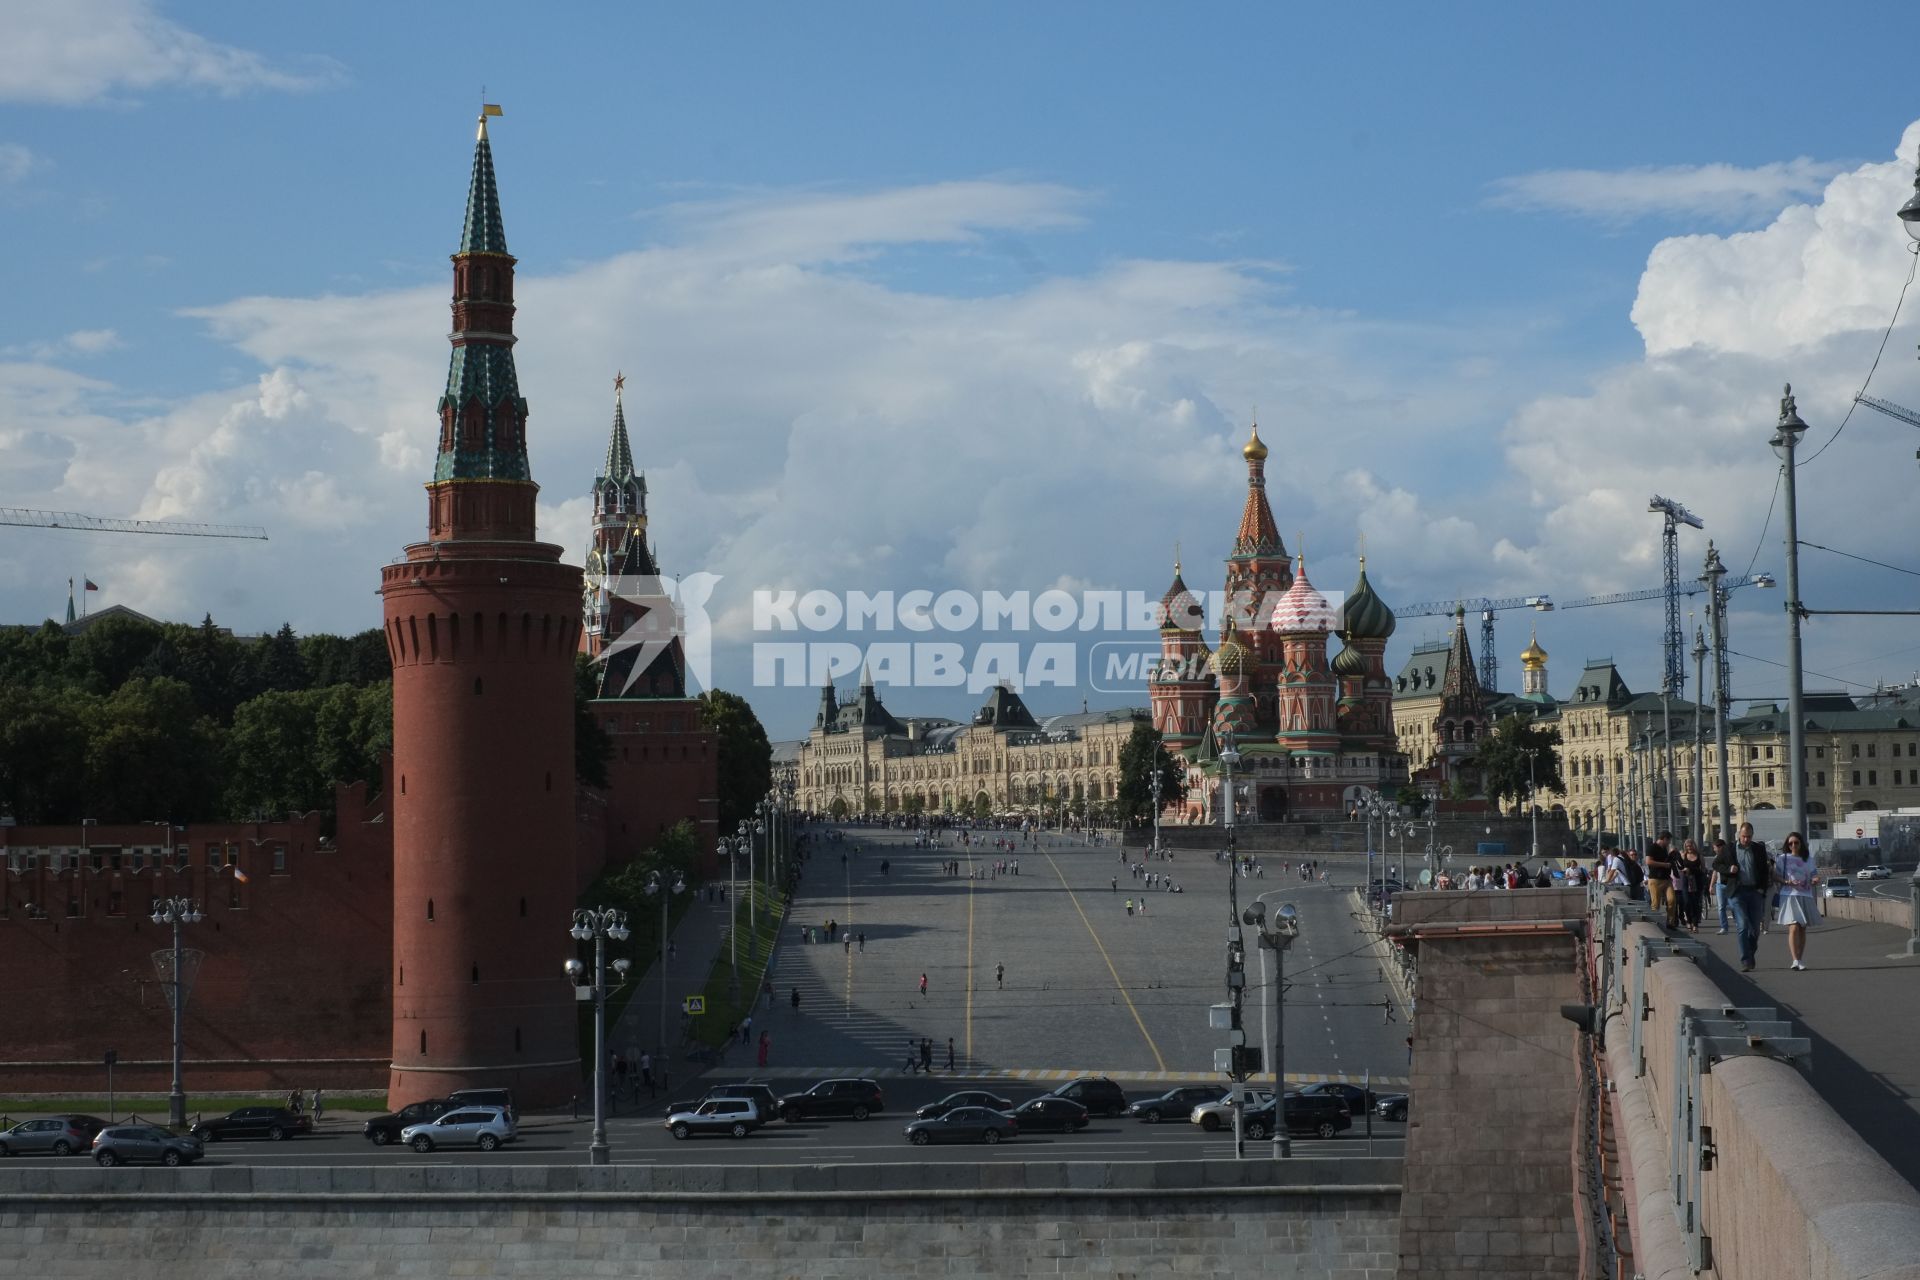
84,579 -> 98,592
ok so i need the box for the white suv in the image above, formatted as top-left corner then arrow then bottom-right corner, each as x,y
665,1097 -> 761,1140
1858,865 -> 1893,880
401,1105 -> 516,1152
1189,1090 -> 1273,1133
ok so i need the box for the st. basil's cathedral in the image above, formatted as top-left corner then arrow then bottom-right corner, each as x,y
1148,423 -> 1409,822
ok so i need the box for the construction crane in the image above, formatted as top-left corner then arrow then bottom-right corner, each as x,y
1648,496 -> 1704,698
1396,595 -> 1553,694
1853,395 -> 1920,465
0,508 -> 269,540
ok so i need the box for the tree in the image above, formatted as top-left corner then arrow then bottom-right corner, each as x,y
85,678 -> 222,822
1395,785 -> 1430,817
0,682 -> 93,822
224,689 -> 327,819
1470,715 -> 1567,808
255,622 -> 309,693
300,630 -> 391,687
698,689 -> 772,833
1116,721 -> 1188,822
573,656 -> 612,790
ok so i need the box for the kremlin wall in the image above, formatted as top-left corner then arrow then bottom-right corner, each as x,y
0,117 -> 715,1104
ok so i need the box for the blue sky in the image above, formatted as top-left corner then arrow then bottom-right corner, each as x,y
7,1 -> 1920,737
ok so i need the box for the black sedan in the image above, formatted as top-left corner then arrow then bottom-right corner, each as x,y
1374,1093 -> 1409,1122
364,1099 -> 449,1146
915,1090 -> 1015,1120
1008,1096 -> 1089,1133
1296,1082 -> 1377,1117
1126,1086 -> 1223,1123
904,1106 -> 1018,1146
190,1106 -> 313,1142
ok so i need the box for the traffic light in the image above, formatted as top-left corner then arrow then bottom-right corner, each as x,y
1231,1045 -> 1263,1077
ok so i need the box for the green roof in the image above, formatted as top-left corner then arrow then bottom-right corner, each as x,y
460,132 -> 508,256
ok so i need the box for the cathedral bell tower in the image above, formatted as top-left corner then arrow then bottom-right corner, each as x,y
379,108 -> 584,1108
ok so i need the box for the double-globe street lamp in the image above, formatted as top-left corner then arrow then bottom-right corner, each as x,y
566,907 -> 631,1165
150,896 -> 203,1128
1242,898 -> 1300,1159
641,871 -> 686,1068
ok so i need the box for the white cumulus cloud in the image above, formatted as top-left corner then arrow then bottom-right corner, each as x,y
1488,157 -> 1849,225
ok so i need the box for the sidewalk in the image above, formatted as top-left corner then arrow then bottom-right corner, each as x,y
606,883 -> 761,1096
1688,911 -> 1920,1189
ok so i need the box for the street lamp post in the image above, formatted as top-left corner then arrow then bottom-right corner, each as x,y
1219,734 -> 1249,1159
1522,747 -> 1539,861
150,896 -> 203,1128
641,871 -> 685,1080
722,836 -> 742,1003
1691,627 -> 1708,847
1244,899 -> 1300,1158
1703,546 -> 1735,846
568,907 -> 631,1165
1150,746 -> 1164,859
747,815 -> 767,959
1771,385 -> 1809,839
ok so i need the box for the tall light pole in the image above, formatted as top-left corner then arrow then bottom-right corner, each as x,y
1244,899 -> 1299,1159
747,813 -> 766,960
1219,734 -> 1249,1159
1703,545 -> 1735,846
567,907 -> 631,1165
642,871 -> 685,1073
1691,626 -> 1708,846
1522,747 -> 1540,861
1770,385 -> 1809,839
1150,742 -> 1164,859
722,836 -> 741,1003
150,896 -> 202,1128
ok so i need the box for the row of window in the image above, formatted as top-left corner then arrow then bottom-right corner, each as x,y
2,883 -> 250,920
4,844 -> 289,875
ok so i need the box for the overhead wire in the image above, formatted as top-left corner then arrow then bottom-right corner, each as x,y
1796,538 -> 1920,580
1800,242 -> 1920,467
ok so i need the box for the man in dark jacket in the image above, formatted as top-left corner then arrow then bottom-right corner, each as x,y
1712,822 -> 1771,971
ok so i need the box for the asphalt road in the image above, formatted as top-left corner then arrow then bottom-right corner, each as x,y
750,827 -> 1408,1086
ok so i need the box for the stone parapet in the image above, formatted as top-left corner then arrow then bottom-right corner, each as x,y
1819,892 -> 1914,930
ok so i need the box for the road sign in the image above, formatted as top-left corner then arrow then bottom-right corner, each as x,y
682,995 -> 706,1015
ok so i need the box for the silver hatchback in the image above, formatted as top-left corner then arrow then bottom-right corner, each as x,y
400,1105 -> 516,1152
0,1115 -> 105,1156
92,1125 -> 204,1167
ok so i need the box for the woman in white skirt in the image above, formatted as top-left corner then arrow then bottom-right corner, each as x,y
1773,832 -> 1819,970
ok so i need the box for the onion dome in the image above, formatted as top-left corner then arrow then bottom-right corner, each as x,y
1269,557 -> 1335,633
1242,422 -> 1269,462
1158,561 -> 1202,632
1332,642 -> 1369,678
1210,619 -> 1249,676
1520,629 -> 1548,671
1337,556 -> 1396,641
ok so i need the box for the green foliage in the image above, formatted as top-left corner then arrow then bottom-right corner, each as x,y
828,795 -> 849,819
1469,715 -> 1567,808
1116,721 -> 1187,822
1395,785 -> 1431,817
698,689 -> 772,833
573,656 -> 612,790
224,684 -> 392,819
972,792 -> 991,820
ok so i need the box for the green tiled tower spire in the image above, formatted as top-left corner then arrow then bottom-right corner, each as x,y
432,108 -> 533,488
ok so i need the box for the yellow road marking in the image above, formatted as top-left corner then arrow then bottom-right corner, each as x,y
1043,851 -> 1167,1072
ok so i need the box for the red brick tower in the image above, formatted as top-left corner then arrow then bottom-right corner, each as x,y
380,109 -> 583,1108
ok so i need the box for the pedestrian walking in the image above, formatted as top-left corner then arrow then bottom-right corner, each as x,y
920,1038 -> 934,1073
311,1089 -> 325,1126
1712,822 -> 1771,972
946,1038 -> 956,1072
845,934 -> 852,955
668,940 -> 677,965
791,986 -> 802,1011
763,977 -> 774,1009
287,1088 -> 303,1115
1773,832 -> 1819,970
918,973 -> 928,997
905,1037 -> 919,1073
1112,877 -> 1118,892
641,1052 -> 655,1097
757,1031 -> 771,1069
1125,898 -> 1134,917
996,962 -> 1005,990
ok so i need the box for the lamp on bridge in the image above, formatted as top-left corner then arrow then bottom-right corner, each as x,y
568,906 -> 631,1165
149,896 -> 203,1128
1243,899 -> 1301,1158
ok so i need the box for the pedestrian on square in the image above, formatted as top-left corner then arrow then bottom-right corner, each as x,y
921,1038 -> 934,1073
757,1031 -> 771,1069
919,973 -> 929,997
311,1089 -> 325,1126
763,977 -> 774,1009
1712,823 -> 1770,972
905,1038 -> 919,1073
996,962 -> 1004,990
1112,877 -> 1118,892
641,1052 -> 655,1096
1125,899 -> 1134,917
858,933 -> 866,952
1773,832 -> 1819,970
791,986 -> 802,1011
845,934 -> 852,955
946,1038 -> 956,1072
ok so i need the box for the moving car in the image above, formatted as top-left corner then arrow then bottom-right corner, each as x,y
0,1115 -> 107,1157
401,1105 -> 516,1152
91,1125 -> 203,1167
1823,878 -> 1853,900
905,1106 -> 1018,1146
1189,1090 -> 1273,1132
776,1078 -> 886,1122
1240,1092 -> 1352,1141
1375,1093 -> 1410,1122
1126,1087 -> 1224,1123
915,1090 -> 1015,1120
1007,1096 -> 1089,1133
1857,865 -> 1893,881
191,1106 -> 313,1142
665,1097 -> 761,1140
667,1083 -> 779,1121
444,1088 -> 518,1121
364,1099 -> 449,1146
1045,1076 -> 1128,1118
1296,1082 -> 1377,1117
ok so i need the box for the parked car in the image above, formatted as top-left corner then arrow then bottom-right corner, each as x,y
444,1088 -> 518,1121
1007,1096 -> 1089,1133
1126,1086 -> 1224,1123
665,1097 -> 761,1140
1296,1082 -> 1377,1117
1045,1076 -> 1128,1118
91,1125 -> 203,1167
667,1083 -> 779,1121
1189,1090 -> 1273,1132
776,1078 -> 886,1122
0,1115 -> 106,1157
1241,1092 -> 1352,1141
1375,1093 -> 1410,1122
400,1105 -> 516,1152
1857,865 -> 1893,881
191,1106 -> 313,1142
1823,878 -> 1854,899
364,1099 -> 450,1146
905,1106 -> 1018,1146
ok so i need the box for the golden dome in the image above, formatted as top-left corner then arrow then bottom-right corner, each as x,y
1520,628 -> 1549,671
1210,619 -> 1248,676
1242,422 -> 1269,462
